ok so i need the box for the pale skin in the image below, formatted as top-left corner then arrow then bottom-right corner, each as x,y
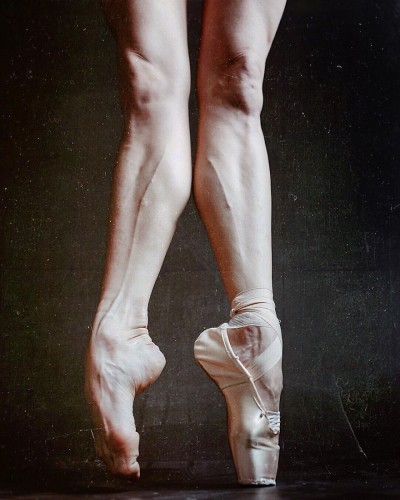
85,0 -> 287,478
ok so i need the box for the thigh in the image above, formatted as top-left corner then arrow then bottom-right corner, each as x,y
199,0 -> 287,71
103,0 -> 189,76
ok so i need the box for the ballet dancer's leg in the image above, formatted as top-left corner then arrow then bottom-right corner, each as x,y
195,0 -> 286,301
194,0 -> 287,485
85,0 -> 191,478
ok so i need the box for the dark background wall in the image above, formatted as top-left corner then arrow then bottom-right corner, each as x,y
1,0 -> 400,485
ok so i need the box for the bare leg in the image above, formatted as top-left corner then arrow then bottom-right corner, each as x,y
195,0 -> 286,402
85,0 -> 191,478
195,0 -> 286,302
194,0 -> 287,484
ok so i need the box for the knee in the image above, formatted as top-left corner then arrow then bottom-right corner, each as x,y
198,52 -> 264,116
119,48 -> 190,120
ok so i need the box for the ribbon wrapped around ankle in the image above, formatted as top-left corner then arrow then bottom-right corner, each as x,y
229,288 -> 280,334
226,287 -> 282,389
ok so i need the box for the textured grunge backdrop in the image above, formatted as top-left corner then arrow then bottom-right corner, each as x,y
1,0 -> 400,482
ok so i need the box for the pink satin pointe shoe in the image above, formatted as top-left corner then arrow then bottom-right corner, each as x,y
194,288 -> 282,486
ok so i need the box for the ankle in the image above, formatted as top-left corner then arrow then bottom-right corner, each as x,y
228,289 -> 281,335
95,297 -> 149,330
92,310 -> 148,339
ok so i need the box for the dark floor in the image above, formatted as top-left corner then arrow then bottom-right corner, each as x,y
1,460 -> 400,499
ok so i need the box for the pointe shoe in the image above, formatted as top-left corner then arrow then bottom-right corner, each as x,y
194,289 -> 282,486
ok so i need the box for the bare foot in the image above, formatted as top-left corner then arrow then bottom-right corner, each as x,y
84,317 -> 166,478
227,324 -> 283,411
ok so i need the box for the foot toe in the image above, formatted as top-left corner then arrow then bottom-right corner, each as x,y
114,459 -> 140,479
